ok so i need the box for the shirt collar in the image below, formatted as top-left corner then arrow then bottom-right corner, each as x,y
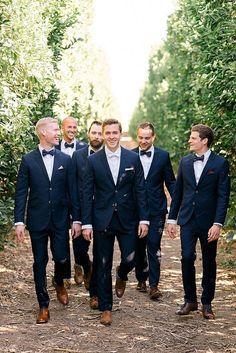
105,145 -> 121,158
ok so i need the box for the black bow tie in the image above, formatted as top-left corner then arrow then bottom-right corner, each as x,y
140,150 -> 152,157
90,149 -> 95,155
65,142 -> 74,148
42,149 -> 55,157
193,154 -> 204,162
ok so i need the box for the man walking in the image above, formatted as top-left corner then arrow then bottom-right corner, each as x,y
167,124 -> 230,319
14,117 -> 81,324
133,122 -> 175,299
72,120 -> 103,309
82,118 -> 149,325
56,116 -> 87,286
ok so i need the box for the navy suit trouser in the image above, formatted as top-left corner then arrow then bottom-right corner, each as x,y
135,215 -> 165,287
29,221 -> 70,308
180,218 -> 217,305
95,212 -> 137,311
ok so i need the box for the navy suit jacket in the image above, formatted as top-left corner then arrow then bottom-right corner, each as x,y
72,146 -> 89,203
14,148 -> 80,231
56,139 -> 87,151
168,151 -> 230,229
133,147 -> 175,216
82,146 -> 149,232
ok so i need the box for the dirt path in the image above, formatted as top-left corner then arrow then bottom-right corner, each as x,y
0,231 -> 236,353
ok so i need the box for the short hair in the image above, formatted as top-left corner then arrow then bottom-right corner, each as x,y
88,120 -> 102,132
35,117 -> 58,138
137,122 -> 155,136
102,119 -> 122,133
61,116 -> 78,128
191,124 -> 214,147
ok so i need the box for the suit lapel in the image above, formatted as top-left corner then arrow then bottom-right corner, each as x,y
146,148 -> 157,180
51,150 -> 62,182
34,148 -> 51,183
187,156 -> 197,185
100,148 -> 115,185
198,152 -> 216,184
117,147 -> 127,185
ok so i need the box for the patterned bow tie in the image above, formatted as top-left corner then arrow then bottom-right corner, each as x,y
65,142 -> 74,148
193,154 -> 204,162
42,149 -> 55,157
140,150 -> 152,157
90,149 -> 95,155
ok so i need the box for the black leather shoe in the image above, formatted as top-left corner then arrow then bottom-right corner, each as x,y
136,281 -> 147,292
202,304 -> 215,319
176,302 -> 198,315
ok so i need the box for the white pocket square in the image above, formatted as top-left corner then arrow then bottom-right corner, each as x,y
125,167 -> 134,171
58,165 -> 64,170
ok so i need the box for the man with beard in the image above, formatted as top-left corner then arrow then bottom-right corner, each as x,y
72,121 -> 104,308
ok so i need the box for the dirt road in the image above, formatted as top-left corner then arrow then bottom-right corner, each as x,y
0,231 -> 236,353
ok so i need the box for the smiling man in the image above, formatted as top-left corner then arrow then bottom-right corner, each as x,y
167,124 -> 230,320
82,118 -> 149,325
14,117 -> 81,324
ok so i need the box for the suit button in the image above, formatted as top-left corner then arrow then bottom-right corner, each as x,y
49,187 -> 52,191
115,190 -> 118,193
49,201 -> 51,204
192,202 -> 195,205
195,190 -> 198,194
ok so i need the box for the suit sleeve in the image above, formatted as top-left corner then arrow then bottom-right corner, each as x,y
81,159 -> 94,226
67,157 -> 81,222
214,159 -> 230,224
164,153 -> 176,197
168,159 -> 184,220
14,157 -> 29,223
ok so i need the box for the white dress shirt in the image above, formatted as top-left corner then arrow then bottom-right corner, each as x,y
60,139 -> 76,157
139,145 -> 154,179
39,145 -> 54,181
194,149 -> 211,184
105,145 -> 121,184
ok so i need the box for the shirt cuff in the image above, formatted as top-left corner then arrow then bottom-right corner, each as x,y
166,219 -> 177,224
213,222 -> 223,227
139,220 -> 150,225
15,222 -> 25,227
73,221 -> 81,224
82,224 -> 93,230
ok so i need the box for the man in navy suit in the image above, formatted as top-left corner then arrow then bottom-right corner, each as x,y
14,117 -> 81,324
133,122 -> 175,299
82,118 -> 149,325
167,124 -> 230,319
72,120 -> 103,309
56,116 -> 87,286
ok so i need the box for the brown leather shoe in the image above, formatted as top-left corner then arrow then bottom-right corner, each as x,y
115,267 -> 126,298
202,304 -> 215,319
36,308 -> 50,324
136,281 -> 147,292
55,285 -> 69,305
84,261 -> 92,291
176,302 -> 198,315
100,310 -> 112,325
150,286 -> 162,300
90,296 -> 99,310
74,264 -> 83,285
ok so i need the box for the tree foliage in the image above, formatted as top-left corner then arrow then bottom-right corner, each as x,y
0,0 -> 115,248
129,0 -> 235,228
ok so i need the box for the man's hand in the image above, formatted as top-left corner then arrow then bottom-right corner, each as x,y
82,228 -> 93,241
208,224 -> 221,242
138,224 -> 149,238
71,223 -> 82,239
15,225 -> 25,242
167,224 -> 177,239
